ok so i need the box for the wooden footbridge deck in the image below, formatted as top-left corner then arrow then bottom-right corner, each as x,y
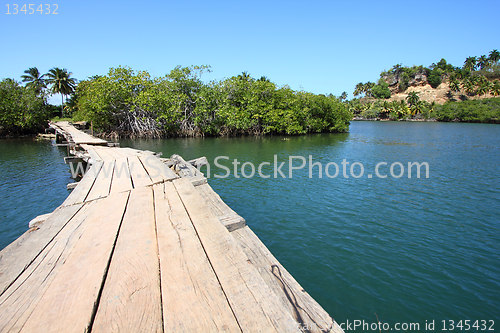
0,122 -> 343,332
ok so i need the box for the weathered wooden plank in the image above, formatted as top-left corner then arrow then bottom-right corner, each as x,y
0,202 -> 96,332
119,147 -> 148,157
0,192 -> 129,332
80,144 -> 103,163
86,160 -> 115,201
153,183 -> 240,332
27,212 -> 52,228
61,161 -> 103,206
110,157 -> 133,194
173,178 -> 300,332
0,204 -> 83,296
92,188 -> 162,332
232,226 -> 342,333
92,146 -> 119,161
13,192 -> 128,332
127,156 -> 153,188
138,154 -> 178,184
196,183 -> 246,231
170,154 -> 204,178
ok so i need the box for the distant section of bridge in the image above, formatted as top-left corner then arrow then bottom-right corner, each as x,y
0,122 -> 343,332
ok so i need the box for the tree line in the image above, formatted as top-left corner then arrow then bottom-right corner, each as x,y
71,66 -> 351,138
0,67 -> 77,135
348,90 -> 499,123
1,65 -> 351,137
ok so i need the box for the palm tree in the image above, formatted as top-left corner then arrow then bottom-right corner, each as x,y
476,80 -> 490,96
21,67 -> 46,95
237,71 -> 251,81
340,91 -> 348,101
462,78 -> 476,95
354,83 -> 364,96
488,49 -> 500,64
463,56 -> 477,72
406,91 -> 420,107
477,55 -> 489,70
449,78 -> 461,92
490,80 -> 500,96
46,67 -> 77,116
411,101 -> 424,115
364,82 -> 375,97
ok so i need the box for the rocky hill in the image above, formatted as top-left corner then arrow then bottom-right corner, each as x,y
387,79 -> 496,105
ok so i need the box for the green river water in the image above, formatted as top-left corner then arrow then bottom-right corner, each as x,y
0,121 -> 498,331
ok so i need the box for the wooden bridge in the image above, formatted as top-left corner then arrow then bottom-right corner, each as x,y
0,122 -> 343,332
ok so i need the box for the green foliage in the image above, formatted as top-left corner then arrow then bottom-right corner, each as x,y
427,69 -> 443,88
351,98 -> 435,120
353,82 -> 376,97
491,80 -> 500,96
426,59 -> 454,88
398,72 -> 410,92
73,66 -> 352,137
406,91 -> 420,107
449,78 -> 461,92
46,68 -> 77,116
21,67 -> 46,96
489,49 -> 500,63
0,79 -> 49,134
434,98 -> 500,123
372,51 -> 499,95
371,80 -> 391,99
430,58 -> 456,73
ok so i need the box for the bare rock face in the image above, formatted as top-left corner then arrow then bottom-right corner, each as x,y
382,74 -> 399,87
382,69 -> 429,93
409,73 -> 428,86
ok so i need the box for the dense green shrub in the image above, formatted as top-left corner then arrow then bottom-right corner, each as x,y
398,72 -> 410,92
427,69 -> 443,88
434,98 -> 500,123
372,81 -> 391,99
73,66 -> 352,137
0,79 -> 49,135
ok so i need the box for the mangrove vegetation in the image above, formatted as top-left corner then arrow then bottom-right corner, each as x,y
1,52 -> 500,137
71,66 -> 351,138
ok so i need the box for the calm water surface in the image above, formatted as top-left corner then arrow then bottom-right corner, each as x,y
0,139 -> 73,249
1,122 -> 499,329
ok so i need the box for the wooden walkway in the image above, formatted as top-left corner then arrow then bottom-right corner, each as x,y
0,122 -> 343,332
51,121 -> 108,145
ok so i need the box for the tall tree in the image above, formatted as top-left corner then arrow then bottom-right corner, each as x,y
463,56 -> 477,72
21,67 -> 46,96
477,55 -> 489,70
46,67 -> 77,116
488,49 -> 500,64
353,83 -> 364,96
364,82 -> 375,97
406,91 -> 420,107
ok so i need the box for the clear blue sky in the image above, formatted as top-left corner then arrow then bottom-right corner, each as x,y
1,0 -> 499,103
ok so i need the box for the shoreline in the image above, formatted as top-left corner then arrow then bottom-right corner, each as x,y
352,117 -> 437,122
351,117 -> 499,124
